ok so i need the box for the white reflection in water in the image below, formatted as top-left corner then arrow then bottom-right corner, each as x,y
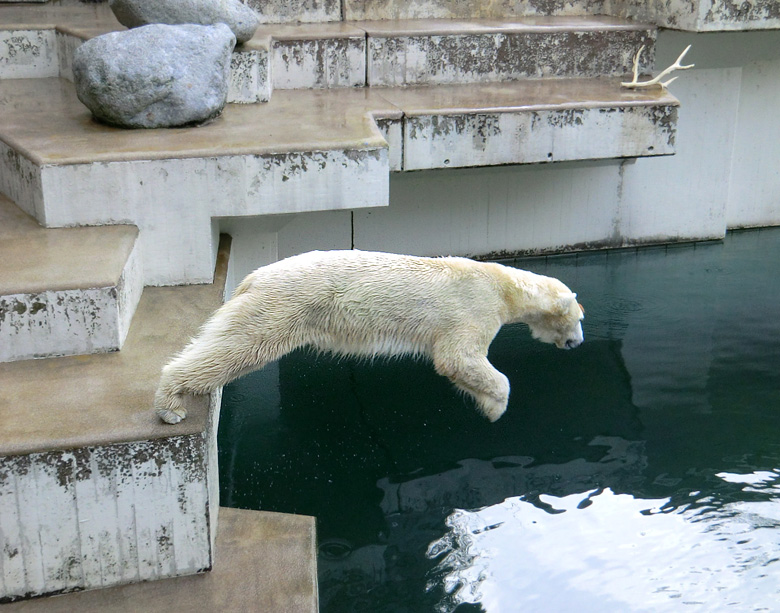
428,473 -> 780,612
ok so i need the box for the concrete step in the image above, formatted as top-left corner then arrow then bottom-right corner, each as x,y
1,6 -> 656,94
0,194 -> 142,362
0,236 -> 231,602
250,0 -> 780,31
0,77 -> 392,286
344,0 -> 607,20
0,507 -> 318,612
612,0 -> 780,32
360,16 -> 655,87
377,78 -> 678,170
0,77 -> 677,285
258,22 -> 367,90
0,5 -> 271,103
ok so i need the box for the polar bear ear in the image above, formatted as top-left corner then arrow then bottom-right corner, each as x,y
557,292 -> 578,314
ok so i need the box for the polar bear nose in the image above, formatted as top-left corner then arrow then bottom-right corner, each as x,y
564,339 -> 581,350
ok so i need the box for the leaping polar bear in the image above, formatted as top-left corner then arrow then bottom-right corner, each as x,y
155,250 -> 584,424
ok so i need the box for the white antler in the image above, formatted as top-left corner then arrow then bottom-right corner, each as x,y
621,44 -> 694,89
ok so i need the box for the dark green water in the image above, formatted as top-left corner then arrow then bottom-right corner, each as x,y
218,228 -> 780,612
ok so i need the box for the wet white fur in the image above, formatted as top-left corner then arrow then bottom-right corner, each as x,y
155,250 -> 584,424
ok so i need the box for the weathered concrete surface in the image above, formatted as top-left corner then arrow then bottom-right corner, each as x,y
0,76 -> 681,283
0,237 -> 230,456
229,35 -> 271,102
244,0 -> 340,24
378,78 -> 678,170
0,195 -> 143,362
0,4 -> 268,106
344,0 -> 607,20
363,17 -> 656,86
109,0 -> 259,43
57,23 -> 270,105
0,79 -> 391,285
0,422 -> 218,602
0,29 -> 57,78
1,508 -> 318,613
609,0 -> 780,31
0,237 -> 230,602
72,24 -> 235,129
262,23 -> 367,89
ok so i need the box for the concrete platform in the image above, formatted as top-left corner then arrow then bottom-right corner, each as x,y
0,4 -> 271,103
0,76 -> 676,285
360,16 -> 655,86
614,0 -> 780,31
0,236 -> 231,455
0,507 -> 318,613
0,194 -> 142,362
343,0 -> 606,20
0,237 -> 231,601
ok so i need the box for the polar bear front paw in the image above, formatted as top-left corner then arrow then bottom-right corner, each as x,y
157,407 -> 187,424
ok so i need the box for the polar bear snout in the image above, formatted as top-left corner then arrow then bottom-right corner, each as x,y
558,320 -> 584,350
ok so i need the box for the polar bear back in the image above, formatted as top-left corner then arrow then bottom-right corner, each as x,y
232,250 -> 513,359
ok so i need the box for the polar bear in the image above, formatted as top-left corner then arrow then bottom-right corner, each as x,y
155,250 -> 584,424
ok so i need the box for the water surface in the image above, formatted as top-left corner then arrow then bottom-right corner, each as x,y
219,228 -> 780,612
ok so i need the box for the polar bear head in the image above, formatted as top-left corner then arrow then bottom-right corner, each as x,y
526,283 -> 585,351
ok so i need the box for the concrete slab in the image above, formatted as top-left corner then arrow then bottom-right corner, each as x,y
0,236 -> 230,456
0,237 -> 231,601
362,16 -> 655,86
377,78 -> 679,169
0,78 -> 390,166
0,3 -> 116,29
0,194 -> 138,295
610,0 -> 780,31
1,508 -> 318,613
255,23 -> 367,89
0,5 -> 270,104
245,0 -> 340,24
0,194 -> 143,361
343,0 -> 607,20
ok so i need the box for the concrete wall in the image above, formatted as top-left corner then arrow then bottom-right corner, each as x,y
221,29 -> 780,288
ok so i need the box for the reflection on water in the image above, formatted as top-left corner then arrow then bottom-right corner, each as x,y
428,478 -> 780,612
218,228 -> 780,613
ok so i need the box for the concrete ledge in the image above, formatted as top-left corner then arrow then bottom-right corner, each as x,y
0,236 -> 231,456
0,411 -> 220,602
0,6 -> 272,104
612,0 -> 780,31
0,195 -> 142,362
0,237 -> 231,602
362,17 -> 655,86
344,0 -> 607,20
1,508 -> 318,612
259,22 -> 367,89
379,78 -> 679,169
0,77 -> 677,283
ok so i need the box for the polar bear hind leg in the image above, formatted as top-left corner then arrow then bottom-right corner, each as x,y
155,300 -> 298,424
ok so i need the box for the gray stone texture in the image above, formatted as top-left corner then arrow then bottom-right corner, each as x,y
72,24 -> 236,129
109,0 -> 259,43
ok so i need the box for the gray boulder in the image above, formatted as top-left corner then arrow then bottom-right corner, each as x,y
109,0 -> 259,44
72,23 -> 236,129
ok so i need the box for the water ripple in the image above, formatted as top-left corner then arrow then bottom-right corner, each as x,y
429,478 -> 780,612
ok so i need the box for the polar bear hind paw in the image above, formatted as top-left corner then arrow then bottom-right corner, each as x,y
157,407 -> 187,424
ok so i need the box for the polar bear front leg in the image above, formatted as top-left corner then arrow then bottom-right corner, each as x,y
433,350 -> 511,422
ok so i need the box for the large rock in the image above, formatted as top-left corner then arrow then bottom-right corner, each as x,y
110,0 -> 259,44
72,24 -> 236,129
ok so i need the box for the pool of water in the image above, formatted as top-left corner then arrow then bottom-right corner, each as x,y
218,228 -> 780,612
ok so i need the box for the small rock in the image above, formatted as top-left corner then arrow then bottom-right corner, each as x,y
109,0 -> 259,44
72,23 -> 236,129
